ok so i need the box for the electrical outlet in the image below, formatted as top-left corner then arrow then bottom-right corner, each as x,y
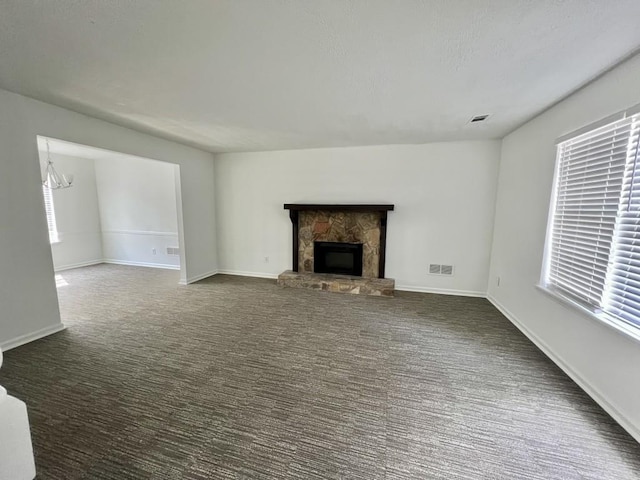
152,248 -> 157,255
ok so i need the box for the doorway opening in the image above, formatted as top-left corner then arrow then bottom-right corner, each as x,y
37,136 -> 186,287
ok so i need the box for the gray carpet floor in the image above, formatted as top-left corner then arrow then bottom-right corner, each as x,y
1,264 -> 639,479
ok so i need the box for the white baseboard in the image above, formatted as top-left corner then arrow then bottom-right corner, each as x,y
54,259 -> 104,272
102,229 -> 178,237
180,269 -> 219,285
487,294 -> 640,444
102,259 -> 180,270
0,323 -> 66,352
216,269 -> 279,280
395,284 -> 486,297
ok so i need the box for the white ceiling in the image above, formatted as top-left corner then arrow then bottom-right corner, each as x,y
2,1 -> 640,153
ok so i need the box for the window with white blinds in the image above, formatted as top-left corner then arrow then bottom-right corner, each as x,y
543,109 -> 640,331
42,185 -> 59,244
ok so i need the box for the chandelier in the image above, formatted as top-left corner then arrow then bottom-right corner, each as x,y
42,139 -> 73,189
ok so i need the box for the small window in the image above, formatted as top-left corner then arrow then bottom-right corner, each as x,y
542,107 -> 640,332
42,185 -> 59,244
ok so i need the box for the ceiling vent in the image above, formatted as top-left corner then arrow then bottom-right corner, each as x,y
470,114 -> 489,123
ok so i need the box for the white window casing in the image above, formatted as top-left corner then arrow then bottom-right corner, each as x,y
542,106 -> 640,335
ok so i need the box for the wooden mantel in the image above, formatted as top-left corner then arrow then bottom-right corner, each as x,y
284,204 -> 395,278
284,204 -> 394,212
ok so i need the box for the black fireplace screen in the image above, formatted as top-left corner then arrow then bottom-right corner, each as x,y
314,241 -> 363,276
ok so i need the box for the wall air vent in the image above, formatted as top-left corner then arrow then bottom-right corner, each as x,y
167,247 -> 180,256
470,114 -> 489,123
429,264 -> 454,275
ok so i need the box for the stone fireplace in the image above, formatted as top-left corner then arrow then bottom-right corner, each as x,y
277,204 -> 395,296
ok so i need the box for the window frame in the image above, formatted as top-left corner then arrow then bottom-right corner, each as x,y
539,103 -> 640,344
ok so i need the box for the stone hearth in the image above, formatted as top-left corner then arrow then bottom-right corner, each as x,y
277,271 -> 395,297
279,204 -> 395,297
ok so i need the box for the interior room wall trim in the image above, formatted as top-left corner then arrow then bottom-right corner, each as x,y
179,269 -> 220,285
487,295 -> 640,444
395,284 -> 486,297
0,323 -> 66,353
101,229 -> 179,237
54,255 -> 181,273
54,259 -> 104,272
102,259 -> 180,270
216,270 -> 280,280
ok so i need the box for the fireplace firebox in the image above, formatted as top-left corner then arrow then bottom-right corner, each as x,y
314,241 -> 363,277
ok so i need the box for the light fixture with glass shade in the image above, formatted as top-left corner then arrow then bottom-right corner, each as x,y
42,139 -> 73,189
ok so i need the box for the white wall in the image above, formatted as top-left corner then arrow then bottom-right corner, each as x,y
0,88 -> 217,351
41,152 -> 103,271
488,53 -> 640,441
95,156 -> 180,269
215,141 -> 500,295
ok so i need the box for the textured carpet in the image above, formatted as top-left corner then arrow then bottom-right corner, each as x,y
1,264 -> 639,479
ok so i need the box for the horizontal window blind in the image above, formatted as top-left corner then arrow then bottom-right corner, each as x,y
545,112 -> 640,330
42,185 -> 59,243
602,116 -> 640,327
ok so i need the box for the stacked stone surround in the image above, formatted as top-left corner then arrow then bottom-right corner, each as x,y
298,210 -> 381,278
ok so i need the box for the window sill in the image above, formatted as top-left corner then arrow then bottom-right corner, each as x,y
536,284 -> 640,345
